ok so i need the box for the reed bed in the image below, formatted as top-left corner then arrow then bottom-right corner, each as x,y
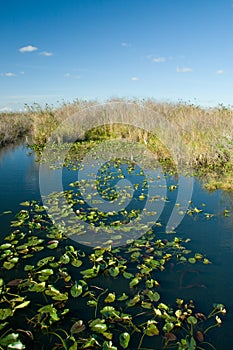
1,98 -> 233,190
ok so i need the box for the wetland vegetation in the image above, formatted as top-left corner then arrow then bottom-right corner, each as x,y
0,99 -> 232,349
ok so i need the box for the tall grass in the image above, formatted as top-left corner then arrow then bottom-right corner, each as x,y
0,112 -> 32,147
1,98 -> 233,190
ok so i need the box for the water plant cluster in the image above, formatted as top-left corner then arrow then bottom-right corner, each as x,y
0,182 -> 226,350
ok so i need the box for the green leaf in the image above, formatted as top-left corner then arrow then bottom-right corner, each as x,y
37,256 -> 55,267
119,332 -> 130,349
188,257 -> 196,264
187,316 -> 197,325
104,293 -> 116,303
147,290 -> 160,302
71,259 -> 83,267
0,308 -> 13,320
109,266 -> 120,277
70,282 -> 83,298
117,292 -> 128,301
90,319 -> 107,333
29,281 -> 46,292
127,294 -> 140,307
163,322 -> 174,332
123,271 -> 134,279
188,336 -> 196,350
14,301 -> 30,310
3,261 -> 16,270
24,265 -> 34,271
129,277 -> 141,288
145,322 -> 159,336
141,301 -> 152,309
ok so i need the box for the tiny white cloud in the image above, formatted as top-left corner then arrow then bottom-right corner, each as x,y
4,72 -> 16,77
131,76 -> 139,81
19,45 -> 38,53
176,67 -> 192,73
64,73 -> 80,79
40,51 -> 53,56
216,69 -> 224,75
121,42 -> 131,47
153,56 -> 167,63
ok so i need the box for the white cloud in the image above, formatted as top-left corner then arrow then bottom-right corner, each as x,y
176,67 -> 192,73
0,72 -> 16,77
19,45 -> 38,53
216,69 -> 224,75
121,42 -> 131,47
131,76 -> 139,81
152,56 -> 167,63
64,73 -> 80,79
40,51 -> 53,56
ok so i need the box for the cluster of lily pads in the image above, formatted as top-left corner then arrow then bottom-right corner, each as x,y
0,143 -> 227,349
0,194 -> 226,349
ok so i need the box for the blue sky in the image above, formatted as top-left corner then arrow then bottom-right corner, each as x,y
1,0 -> 233,111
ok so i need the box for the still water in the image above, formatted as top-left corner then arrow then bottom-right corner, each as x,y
0,144 -> 233,349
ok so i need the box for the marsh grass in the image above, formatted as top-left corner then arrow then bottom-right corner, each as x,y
0,112 -> 32,147
1,98 -> 233,189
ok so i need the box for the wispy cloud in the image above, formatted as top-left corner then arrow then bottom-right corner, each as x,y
40,51 -> 53,57
152,56 -> 167,63
131,76 -> 139,81
0,72 -> 16,77
216,69 -> 224,75
121,42 -> 131,47
147,55 -> 171,63
19,45 -> 38,53
176,67 -> 192,73
64,73 -> 81,79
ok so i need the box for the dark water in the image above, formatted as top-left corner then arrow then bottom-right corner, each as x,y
0,144 -> 233,349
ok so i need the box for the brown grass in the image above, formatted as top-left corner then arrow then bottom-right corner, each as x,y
1,98 -> 233,190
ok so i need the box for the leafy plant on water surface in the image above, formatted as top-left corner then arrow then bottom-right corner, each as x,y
0,186 -> 227,349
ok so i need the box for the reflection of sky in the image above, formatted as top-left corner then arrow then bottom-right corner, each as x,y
0,144 -> 41,215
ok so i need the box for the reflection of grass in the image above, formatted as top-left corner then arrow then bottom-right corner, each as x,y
1,99 -> 233,190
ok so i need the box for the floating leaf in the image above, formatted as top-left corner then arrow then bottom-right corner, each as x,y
14,301 -> 30,310
145,321 -> 159,336
0,308 -> 13,320
163,322 -> 174,333
127,294 -> 140,307
29,282 -> 46,292
123,271 -> 134,279
100,306 -> 120,318
119,332 -> 130,349
3,261 -> 16,270
109,266 -> 120,277
90,319 -> 107,333
117,293 -> 128,301
129,277 -> 141,288
187,316 -> 198,325
104,293 -> 115,303
70,282 -> 83,298
147,291 -> 160,302
188,257 -> 196,264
